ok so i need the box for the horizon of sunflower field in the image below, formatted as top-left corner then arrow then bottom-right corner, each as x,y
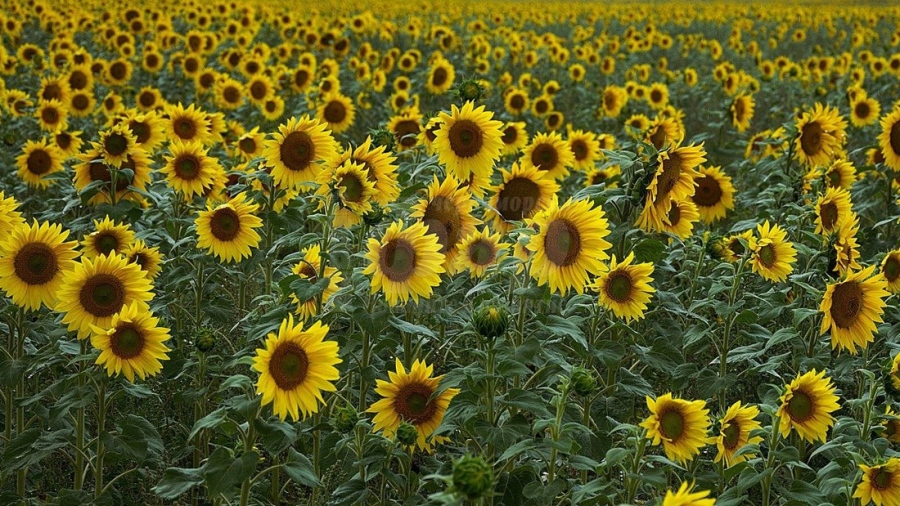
1,0 -> 900,505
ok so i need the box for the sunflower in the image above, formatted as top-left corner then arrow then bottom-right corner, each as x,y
362,220 -> 445,306
97,124 -> 138,168
776,369 -> 840,443
692,166 -> 735,224
264,115 -> 337,189
426,58 -> 455,94
82,216 -> 135,260
504,87 -> 529,116
53,130 -> 83,159
387,106 -> 423,151
164,102 -> 212,145
246,74 -> 275,106
335,137 -> 400,206
883,407 -> 900,444
814,187 -> 854,236
880,107 -> 900,171
89,302 -> 170,383
135,86 -> 163,112
567,129 -> 601,171
500,121 -> 528,156
0,220 -> 79,311
454,228 -> 509,278
819,264 -> 889,354
122,110 -> 166,152
881,250 -> 900,294
55,253 -> 154,339
662,482 -> 716,506
35,99 -> 68,132
709,401 -> 763,467
636,143 -> 706,233
731,94 -> 755,133
367,358 -> 460,452
661,197 -> 700,240
522,131 -> 575,181
433,101 -> 504,183
640,393 -> 710,464
0,192 -> 24,233
585,165 -> 622,188
195,193 -> 263,263
252,315 -> 341,421
822,159 -> 856,190
15,138 -> 64,189
123,239 -> 163,281
850,97 -> 881,128
528,198 -> 612,295
647,82 -> 669,109
317,92 -> 355,134
794,103 -> 847,168
854,459 -> 900,506
591,252 -> 655,322
748,221 -> 796,283
410,175 -> 481,273
486,163 -> 559,232
290,244 -> 344,320
600,85 -> 628,117
161,140 -> 222,198
316,161 -> 377,228
645,117 -> 683,151
69,91 -> 95,117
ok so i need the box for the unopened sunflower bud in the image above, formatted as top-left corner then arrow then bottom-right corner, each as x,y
456,79 -> 484,102
363,204 -> 385,226
451,454 -> 493,500
332,404 -> 359,433
194,329 -> 217,353
472,304 -> 509,339
570,367 -> 596,396
396,421 -> 418,447
370,128 -> 395,151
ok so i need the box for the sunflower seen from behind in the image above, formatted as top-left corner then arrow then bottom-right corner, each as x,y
854,458 -> 900,506
709,401 -> 763,467
90,302 -> 170,383
527,198 -> 612,295
592,252 -> 655,322
0,221 -> 79,311
252,315 -> 341,421
264,115 -> 337,189
55,253 -> 154,339
433,101 -> 504,183
748,221 -> 796,283
367,358 -> 460,452
195,193 -> 263,263
640,393 -> 710,464
363,220 -> 445,306
820,264 -> 889,354
776,369 -> 840,443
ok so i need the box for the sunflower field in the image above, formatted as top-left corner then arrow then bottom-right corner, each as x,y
2,0 -> 900,505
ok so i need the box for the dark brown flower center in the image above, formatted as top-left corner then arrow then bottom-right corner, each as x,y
667,201 -> 681,226
250,81 -> 268,100
649,126 -> 668,150
13,242 -> 58,285
571,140 -> 588,161
501,126 -> 518,144
693,174 -> 723,207
891,121 -> 900,156
139,91 -> 156,108
605,271 -> 633,302
269,342 -> 309,390
531,143 -> 559,172
544,218 -> 581,267
509,94 -> 525,110
95,232 -> 120,255
431,67 -> 448,87
110,61 -> 127,80
222,85 -> 241,104
339,172 -> 365,203
872,467 -> 894,491
393,120 -> 420,148
830,281 -> 862,329
323,100 -> 347,124
468,240 -> 495,266
79,273 -> 126,317
722,419 -> 741,450
534,99 -> 549,115
71,93 -> 90,111
650,89 -> 663,103
379,238 -> 417,282
656,152 -> 683,202
41,106 -> 60,125
854,101 -> 871,119
884,255 -> 900,282
658,408 -> 685,442
819,201 -> 838,230
105,133 -> 129,156
786,389 -> 814,423
448,120 -> 483,158
174,155 -> 200,180
496,177 -> 540,221
239,137 -> 257,154
757,244 -> 776,267
800,121 -> 823,156
733,98 -> 746,119
27,149 -> 53,175
174,118 -> 197,139
423,196 -> 462,254
280,131 -> 314,171
394,382 -> 437,424
110,324 -> 145,359
210,207 -> 241,241
69,71 -> 88,90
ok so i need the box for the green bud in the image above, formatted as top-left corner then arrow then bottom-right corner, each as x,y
194,329 -> 217,353
456,79 -> 484,102
363,204 -> 385,226
570,367 -> 596,396
332,404 -> 359,433
472,304 -> 509,339
705,234 -> 728,261
396,421 -> 418,447
370,128 -> 395,151
451,454 -> 493,501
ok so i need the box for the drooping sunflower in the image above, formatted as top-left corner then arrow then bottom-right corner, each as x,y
692,166 -> 735,224
263,115 -> 337,189
0,220 -> 79,311
486,163 -> 559,232
15,138 -> 64,189
164,102 -> 212,145
661,197 -> 700,240
591,252 -> 655,321
709,401 -> 763,467
410,175 -> 481,273
832,221 -> 862,278
363,220 -> 446,306
731,93 -> 755,133
82,216 -> 135,259
290,244 -> 344,320
454,227 -> 509,278
195,193 -> 263,263
662,482 -> 716,506
161,141 -> 223,199
879,107 -> 900,170
367,358 -> 460,452
335,137 -> 400,206
794,103 -> 847,168
55,253 -> 154,339
522,131 -> 575,181
776,369 -> 840,443
499,121 -> 528,156
433,101 -> 504,183
567,129 -> 601,171
881,250 -> 900,294
317,92 -> 356,134
854,459 -> 900,506
819,264 -> 889,354
814,187 -> 854,236
317,160 -> 377,228
635,143 -> 706,233
252,315 -> 341,421
748,221 -> 797,283
527,198 -> 612,295
640,393 -> 710,464
123,239 -> 163,281
89,302 -> 170,383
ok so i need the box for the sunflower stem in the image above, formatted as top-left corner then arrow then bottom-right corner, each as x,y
239,403 -> 259,506
624,433 -> 647,503
317,198 -> 336,315
74,339 -> 88,491
194,261 -> 204,327
15,307 -> 26,497
718,258 -> 746,409
94,379 -> 107,499
761,416 -> 782,506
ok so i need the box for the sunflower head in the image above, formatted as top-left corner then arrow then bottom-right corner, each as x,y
640,393 -> 710,464
853,459 -> 900,506
89,302 -> 171,383
776,369 -> 840,443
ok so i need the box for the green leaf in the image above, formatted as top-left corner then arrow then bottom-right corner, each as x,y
256,418 -> 298,455
203,447 -> 258,497
388,316 -> 436,339
188,407 -> 229,441
632,238 -> 667,264
152,467 -> 204,500
113,415 -> 164,463
283,447 -> 321,488
504,389 -> 553,418
2,428 -> 69,470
